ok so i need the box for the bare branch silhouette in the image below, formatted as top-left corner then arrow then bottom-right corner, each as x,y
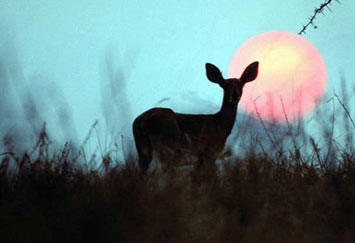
299,0 -> 341,35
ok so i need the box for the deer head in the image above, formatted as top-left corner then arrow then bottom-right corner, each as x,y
206,61 -> 259,107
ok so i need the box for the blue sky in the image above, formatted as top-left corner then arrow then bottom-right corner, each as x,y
1,0 -> 354,154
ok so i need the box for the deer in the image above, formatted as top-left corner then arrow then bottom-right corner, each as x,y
132,61 -> 259,173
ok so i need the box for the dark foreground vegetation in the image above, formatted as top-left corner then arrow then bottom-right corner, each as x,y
1,76 -> 354,242
0,141 -> 354,243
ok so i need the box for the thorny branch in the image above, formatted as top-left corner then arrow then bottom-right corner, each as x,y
299,0 -> 341,35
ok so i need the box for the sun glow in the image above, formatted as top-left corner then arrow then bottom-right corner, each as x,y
229,31 -> 327,123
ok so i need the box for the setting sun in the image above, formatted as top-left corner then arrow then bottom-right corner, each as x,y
229,31 -> 327,123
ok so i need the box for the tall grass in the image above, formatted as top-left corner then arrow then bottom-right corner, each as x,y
1,134 -> 354,241
1,82 -> 354,243
0,141 -> 354,243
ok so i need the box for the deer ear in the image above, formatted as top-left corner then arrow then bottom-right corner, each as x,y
206,63 -> 224,85
240,61 -> 259,84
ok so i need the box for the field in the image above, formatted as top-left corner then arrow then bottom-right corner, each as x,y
1,121 -> 354,243
1,70 -> 354,243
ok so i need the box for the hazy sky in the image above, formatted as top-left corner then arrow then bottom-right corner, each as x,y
1,0 -> 354,152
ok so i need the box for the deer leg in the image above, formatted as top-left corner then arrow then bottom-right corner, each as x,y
196,149 -> 217,172
138,143 -> 152,173
135,138 -> 152,173
196,152 -> 207,171
133,121 -> 153,173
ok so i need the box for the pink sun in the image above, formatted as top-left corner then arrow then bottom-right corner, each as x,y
229,31 -> 327,123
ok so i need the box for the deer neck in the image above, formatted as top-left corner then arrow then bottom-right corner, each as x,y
215,93 -> 238,135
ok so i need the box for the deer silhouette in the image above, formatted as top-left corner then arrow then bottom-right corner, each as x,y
133,61 -> 259,173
